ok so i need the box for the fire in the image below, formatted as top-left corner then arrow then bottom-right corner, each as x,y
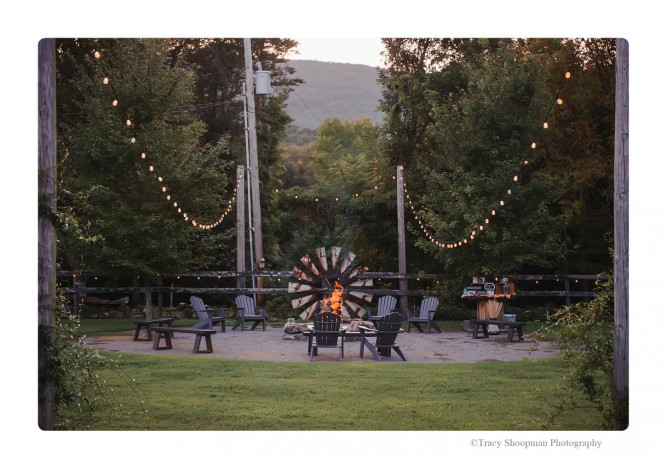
322,281 -> 344,315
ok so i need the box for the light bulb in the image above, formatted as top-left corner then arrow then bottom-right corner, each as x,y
491,210 -> 496,215
158,176 -> 163,182
141,152 -> 146,159
507,189 -> 512,195
94,51 -> 101,59
162,186 -> 167,192
173,202 -> 178,207
543,122 -> 548,129
500,200 -> 505,206
524,160 -> 528,165
479,225 -> 484,230
513,175 -> 518,182
166,195 -> 171,200
485,218 -> 489,224
103,77 -> 109,84
531,142 -> 536,149
565,71 -> 571,79
112,99 -> 118,107
126,119 -> 132,126
149,165 -> 154,171
131,138 -> 136,143
557,98 -> 563,105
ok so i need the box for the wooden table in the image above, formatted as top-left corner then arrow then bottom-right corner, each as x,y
133,317 -> 175,341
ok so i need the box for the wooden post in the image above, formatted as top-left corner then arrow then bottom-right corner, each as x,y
157,276 -> 163,317
613,37 -> 629,430
38,38 -> 56,430
244,38 -> 264,281
145,286 -> 153,320
236,165 -> 246,289
397,166 -> 408,315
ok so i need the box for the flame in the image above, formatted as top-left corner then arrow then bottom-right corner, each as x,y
322,281 -> 344,315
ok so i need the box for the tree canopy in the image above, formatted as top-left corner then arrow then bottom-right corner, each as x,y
55,37 -> 615,285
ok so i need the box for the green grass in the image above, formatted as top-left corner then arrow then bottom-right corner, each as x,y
61,352 -> 602,431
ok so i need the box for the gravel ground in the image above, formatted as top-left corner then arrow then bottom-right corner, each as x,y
87,324 -> 559,363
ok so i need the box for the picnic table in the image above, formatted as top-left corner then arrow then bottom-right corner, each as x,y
133,317 -> 175,341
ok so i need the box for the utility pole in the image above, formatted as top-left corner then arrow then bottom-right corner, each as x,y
397,165 -> 408,315
236,165 -> 246,289
613,37 -> 629,430
243,38 -> 264,304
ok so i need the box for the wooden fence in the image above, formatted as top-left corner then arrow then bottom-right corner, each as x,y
58,271 -> 606,317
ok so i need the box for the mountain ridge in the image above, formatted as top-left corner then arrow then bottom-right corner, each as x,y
284,59 -> 384,131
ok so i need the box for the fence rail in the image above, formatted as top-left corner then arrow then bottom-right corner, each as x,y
57,271 -> 606,315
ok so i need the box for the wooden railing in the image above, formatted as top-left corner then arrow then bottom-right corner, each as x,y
57,271 -> 606,315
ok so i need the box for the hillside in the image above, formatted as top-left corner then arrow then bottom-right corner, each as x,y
284,60 -> 384,131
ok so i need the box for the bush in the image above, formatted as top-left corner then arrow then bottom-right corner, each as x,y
538,273 -> 626,429
49,289 -> 146,429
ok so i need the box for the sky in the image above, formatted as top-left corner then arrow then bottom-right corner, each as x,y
285,38 -> 384,67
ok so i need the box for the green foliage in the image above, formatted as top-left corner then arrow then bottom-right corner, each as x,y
539,271 -> 623,429
268,117 -> 398,270
377,38 -> 614,280
49,290 -> 146,429
57,39 -> 236,275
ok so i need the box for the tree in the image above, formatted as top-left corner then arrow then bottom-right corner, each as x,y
377,38 -> 615,280
57,39 -> 235,277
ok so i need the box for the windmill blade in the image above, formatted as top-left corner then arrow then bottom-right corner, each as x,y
348,290 -> 373,304
288,282 -> 318,294
290,266 -> 317,284
348,278 -> 373,287
315,247 -> 328,273
344,264 -> 368,280
300,301 -> 320,320
339,251 -> 356,273
291,294 -> 317,309
344,299 -> 367,318
330,246 -> 342,272
300,254 -> 321,277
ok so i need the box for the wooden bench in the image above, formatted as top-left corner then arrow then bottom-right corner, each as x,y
133,317 -> 175,341
152,327 -> 217,354
470,319 -> 526,342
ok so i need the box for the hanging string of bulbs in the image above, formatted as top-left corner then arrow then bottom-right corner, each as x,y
403,66 -> 573,249
93,49 -> 238,230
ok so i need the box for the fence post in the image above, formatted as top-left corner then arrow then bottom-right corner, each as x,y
145,286 -> 152,320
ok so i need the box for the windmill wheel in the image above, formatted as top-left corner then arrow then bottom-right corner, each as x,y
289,246 -> 373,320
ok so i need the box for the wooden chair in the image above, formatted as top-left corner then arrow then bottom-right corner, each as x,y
407,297 -> 441,333
367,295 -> 397,327
190,296 -> 226,332
360,312 -> 406,361
233,295 -> 267,331
308,311 -> 344,361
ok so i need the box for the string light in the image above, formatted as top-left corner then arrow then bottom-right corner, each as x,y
93,48 -> 239,231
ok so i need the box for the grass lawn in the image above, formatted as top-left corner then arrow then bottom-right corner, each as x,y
59,318 -> 595,431
61,352 -> 601,431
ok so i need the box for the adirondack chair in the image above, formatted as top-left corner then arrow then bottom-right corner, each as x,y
233,295 -> 267,331
308,311 -> 344,361
367,295 -> 398,327
359,312 -> 406,361
190,296 -> 226,332
407,297 -> 441,333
